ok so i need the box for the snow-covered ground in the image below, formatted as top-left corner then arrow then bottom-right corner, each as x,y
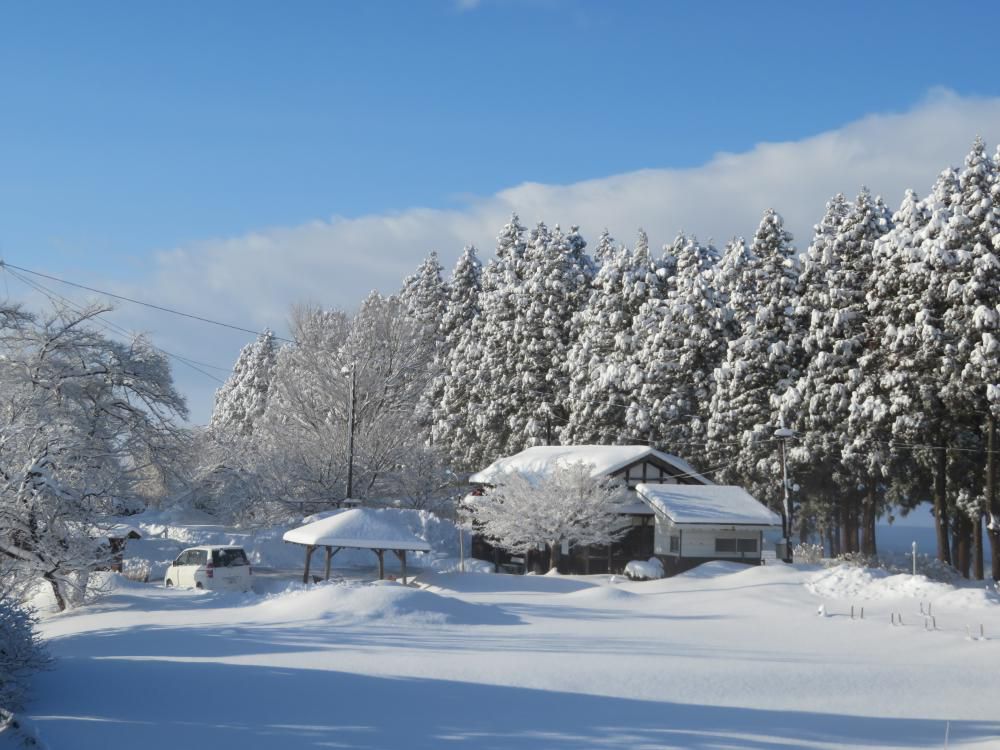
11,555 -> 1000,749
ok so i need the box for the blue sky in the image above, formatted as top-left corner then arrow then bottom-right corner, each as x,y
2,1 -> 1000,421
3,1 -> 999,270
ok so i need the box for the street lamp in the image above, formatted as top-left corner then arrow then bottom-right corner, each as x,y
774,426 -> 795,563
341,363 -> 356,502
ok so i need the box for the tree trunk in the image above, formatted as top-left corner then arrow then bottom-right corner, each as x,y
933,444 -> 951,564
548,540 -> 561,572
829,508 -> 841,557
987,410 -> 1000,582
861,483 -> 878,556
44,571 -> 67,612
954,512 -> 972,578
845,497 -> 860,554
973,512 -> 984,581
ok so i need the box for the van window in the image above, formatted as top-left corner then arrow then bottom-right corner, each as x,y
212,548 -> 249,567
189,550 -> 208,566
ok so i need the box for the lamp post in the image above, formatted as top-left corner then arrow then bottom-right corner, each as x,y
774,426 -> 795,563
341,363 -> 356,502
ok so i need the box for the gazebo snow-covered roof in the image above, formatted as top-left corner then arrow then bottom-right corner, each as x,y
282,508 -> 431,585
469,445 -> 707,485
636,483 -> 782,527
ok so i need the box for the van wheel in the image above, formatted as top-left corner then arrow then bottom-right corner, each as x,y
165,579 -> 174,588
195,582 -> 203,589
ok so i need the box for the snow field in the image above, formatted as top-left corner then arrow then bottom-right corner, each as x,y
20,560 -> 1000,749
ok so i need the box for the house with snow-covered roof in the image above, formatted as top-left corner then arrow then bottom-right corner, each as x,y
467,445 -> 712,574
469,445 -> 782,575
636,483 -> 782,568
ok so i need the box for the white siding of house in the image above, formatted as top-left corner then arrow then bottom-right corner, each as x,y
654,515 -> 765,559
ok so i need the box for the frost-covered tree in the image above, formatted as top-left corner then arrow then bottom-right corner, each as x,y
507,223 -> 595,448
210,330 -> 278,437
0,585 -> 46,720
425,246 -> 482,453
627,234 -> 720,451
430,216 -> 528,469
967,144 -> 1000,579
938,139 -> 1000,575
562,229 -> 668,445
399,250 -> 447,354
789,190 -> 892,553
707,209 -> 800,523
468,462 -> 629,570
0,303 -> 187,609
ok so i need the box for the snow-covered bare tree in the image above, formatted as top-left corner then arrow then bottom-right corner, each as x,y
0,303 -> 187,610
468,461 -> 629,570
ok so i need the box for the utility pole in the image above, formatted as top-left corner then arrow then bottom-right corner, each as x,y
342,363 -> 356,502
775,426 -> 795,563
988,409 -> 998,581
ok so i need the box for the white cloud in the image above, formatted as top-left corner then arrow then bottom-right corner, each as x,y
103,88 -> 1000,422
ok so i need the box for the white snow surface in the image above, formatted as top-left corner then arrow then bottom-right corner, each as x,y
468,444 -> 709,485
16,550 -> 1000,750
637,482 -> 782,525
282,508 -> 432,551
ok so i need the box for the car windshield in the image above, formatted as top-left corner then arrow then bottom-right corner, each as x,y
212,548 -> 249,567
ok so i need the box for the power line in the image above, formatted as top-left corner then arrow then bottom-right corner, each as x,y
3,266 -> 229,385
0,260 -> 294,343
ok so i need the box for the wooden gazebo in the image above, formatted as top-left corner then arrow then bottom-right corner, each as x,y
282,508 -> 432,585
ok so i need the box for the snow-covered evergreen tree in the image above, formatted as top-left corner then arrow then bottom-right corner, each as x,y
627,234 -> 721,451
434,215 -> 528,469
706,209 -> 800,519
562,229 -> 668,445
507,223 -> 595,448
399,250 -> 447,354
789,190 -> 892,553
210,330 -> 278,437
425,246 -> 482,455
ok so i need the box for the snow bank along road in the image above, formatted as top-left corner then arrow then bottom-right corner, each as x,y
20,563 -> 1000,749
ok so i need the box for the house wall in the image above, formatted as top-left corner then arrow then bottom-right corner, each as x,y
653,516 -> 767,560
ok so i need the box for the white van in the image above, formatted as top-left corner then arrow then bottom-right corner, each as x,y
164,545 -> 253,592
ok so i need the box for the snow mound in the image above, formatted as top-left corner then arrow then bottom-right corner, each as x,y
807,565 -> 1000,607
679,561 -> 753,579
250,581 -> 517,626
563,585 -> 638,604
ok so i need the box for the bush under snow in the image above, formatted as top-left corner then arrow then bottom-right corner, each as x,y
0,593 -> 46,721
624,557 -> 665,581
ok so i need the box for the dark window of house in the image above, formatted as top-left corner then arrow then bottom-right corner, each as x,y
737,538 -> 758,553
715,538 -> 737,553
669,536 -> 679,553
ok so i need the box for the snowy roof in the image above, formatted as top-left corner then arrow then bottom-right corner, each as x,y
636,483 -> 782,527
469,445 -> 709,485
282,508 -> 432,551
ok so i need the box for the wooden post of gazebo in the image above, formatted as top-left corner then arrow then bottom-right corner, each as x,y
324,546 -> 342,581
374,549 -> 385,579
302,545 -> 315,584
393,549 -> 407,585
